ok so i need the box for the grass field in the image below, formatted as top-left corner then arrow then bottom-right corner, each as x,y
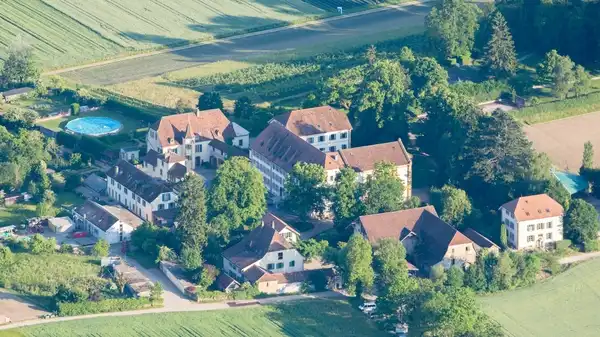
0,192 -> 85,227
36,107 -> 146,133
0,0 -> 324,69
479,258 -> 600,337
8,299 -> 385,337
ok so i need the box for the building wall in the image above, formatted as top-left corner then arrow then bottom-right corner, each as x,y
501,207 -> 563,250
250,150 -> 287,200
257,249 -> 304,274
106,177 -> 178,223
71,213 -> 135,245
438,243 -> 477,269
143,159 -> 183,181
223,258 -> 243,280
300,130 -> 351,153
279,228 -> 299,244
257,280 -> 302,294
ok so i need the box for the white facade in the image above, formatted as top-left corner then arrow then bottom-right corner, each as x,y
302,130 -> 351,153
250,150 -> 287,199
222,248 -> 305,279
143,158 -> 184,182
501,207 -> 564,250
106,176 -> 178,223
71,212 -> 136,245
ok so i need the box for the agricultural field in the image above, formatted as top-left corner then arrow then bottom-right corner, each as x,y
302,0 -> 405,11
0,0 -> 325,69
479,257 -> 600,337
8,299 -> 386,337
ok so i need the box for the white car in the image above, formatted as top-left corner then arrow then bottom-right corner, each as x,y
359,302 -> 376,314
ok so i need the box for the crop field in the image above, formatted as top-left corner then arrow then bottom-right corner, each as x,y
0,0 -> 324,69
301,0 -> 404,11
479,257 -> 600,337
8,299 -> 385,337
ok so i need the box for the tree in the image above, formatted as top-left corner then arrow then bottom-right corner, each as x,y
150,282 -> 163,304
176,174 -> 208,250
36,200 -> 56,217
565,199 -> 600,244
445,265 -> 464,288
398,46 -> 416,65
180,246 -> 203,271
411,57 -> 449,98
233,96 -> 254,119
0,42 -> 39,87
488,252 -> 516,291
30,234 -> 56,254
332,167 -> 363,234
0,246 -> 14,265
511,252 -> 541,287
431,185 -> 472,228
197,265 -> 218,289
91,239 -> 110,257
362,161 -> 405,215
2,107 -> 39,128
156,245 -> 177,263
114,272 -> 127,294
366,45 -> 377,65
209,157 -> 266,238
484,11 -> 517,77
425,0 -> 482,61
544,179 -> 571,210
537,50 -> 576,98
572,65 -> 592,97
296,239 -> 329,262
500,223 -> 508,248
302,93 -> 320,109
341,234 -> 374,296
582,141 -> 594,171
323,65 -> 365,110
284,163 -> 327,219
429,264 -> 447,284
197,92 -> 223,110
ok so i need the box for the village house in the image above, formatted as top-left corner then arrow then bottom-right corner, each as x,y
499,194 -> 564,250
142,149 -> 193,183
260,212 -> 301,243
354,206 -> 477,271
106,160 -> 178,223
146,109 -> 249,169
463,228 -> 501,254
72,200 -> 143,244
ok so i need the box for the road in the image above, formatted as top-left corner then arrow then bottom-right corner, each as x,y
559,252 -> 600,265
59,2 -> 433,85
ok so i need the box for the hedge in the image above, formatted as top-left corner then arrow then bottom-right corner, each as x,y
555,239 -> 572,251
57,297 -> 158,316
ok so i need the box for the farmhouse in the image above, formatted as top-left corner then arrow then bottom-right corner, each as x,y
1,87 -> 34,103
260,212 -> 301,243
355,206 -> 477,271
142,149 -> 193,183
106,160 -> 178,223
146,109 -> 249,169
463,228 -> 500,254
499,194 -> 564,250
72,200 -> 143,244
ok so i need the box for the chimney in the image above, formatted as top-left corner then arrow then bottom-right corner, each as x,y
115,165 -> 119,175
272,221 -> 275,229
196,108 -> 201,117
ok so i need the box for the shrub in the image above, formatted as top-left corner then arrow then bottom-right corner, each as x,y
555,239 -> 572,251
0,246 -> 14,265
584,240 -> 599,252
70,103 -> 80,116
30,234 -> 56,254
59,244 -> 74,254
91,239 -> 110,257
57,297 -> 155,316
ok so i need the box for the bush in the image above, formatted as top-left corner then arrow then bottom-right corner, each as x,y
451,79 -> 513,102
70,103 -> 80,116
91,239 -> 110,257
555,239 -> 572,251
57,297 -> 155,316
30,234 -> 56,254
584,240 -> 599,252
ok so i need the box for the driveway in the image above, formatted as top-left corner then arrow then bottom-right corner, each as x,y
0,290 -> 48,323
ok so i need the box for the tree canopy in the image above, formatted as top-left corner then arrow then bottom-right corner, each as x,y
0,42 -> 39,88
362,161 -> 406,215
484,11 -> 517,77
565,199 -> 600,245
431,185 -> 472,228
332,167 -> 363,234
176,174 -> 208,252
197,92 -> 224,110
284,162 -> 328,219
341,234 -> 374,296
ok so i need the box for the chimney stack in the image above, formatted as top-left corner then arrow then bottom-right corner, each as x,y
115,165 -> 119,175
272,221 -> 275,229
196,108 -> 201,117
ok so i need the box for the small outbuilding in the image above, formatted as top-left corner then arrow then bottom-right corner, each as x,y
120,146 -> 140,162
48,217 -> 75,233
1,87 -> 34,103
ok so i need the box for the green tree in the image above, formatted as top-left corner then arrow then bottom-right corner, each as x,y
156,245 -> 177,263
301,93 -> 320,109
0,42 -> 39,87
425,0 -> 482,61
464,255 -> 486,291
197,92 -> 224,111
91,239 -> 110,257
341,234 -> 374,296
431,185 -> 472,228
398,46 -> 416,66
544,179 -> 571,210
323,65 -> 365,110
488,252 -> 515,292
209,157 -> 266,238
572,65 -> 592,97
114,271 -> 127,294
485,11 -> 517,77
565,199 -> 600,244
176,174 -> 208,251
295,239 -> 329,262
537,50 -> 563,84
445,265 -> 464,288
411,57 -> 449,98
500,222 -> 508,248
582,141 -> 594,171
180,246 -> 203,271
2,107 -> 39,128
30,234 -> 56,254
429,264 -> 447,284
332,167 -> 363,234
537,50 -> 576,98
511,252 -> 541,287
284,162 -> 327,220
197,265 -> 218,289
363,161 -> 405,215
150,281 -> 163,304
234,96 -> 254,119
0,246 -> 14,265
366,44 -> 377,65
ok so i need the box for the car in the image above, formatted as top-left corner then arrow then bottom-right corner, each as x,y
359,301 -> 376,314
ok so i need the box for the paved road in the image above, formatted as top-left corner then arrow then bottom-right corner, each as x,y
559,252 -> 600,265
60,3 -> 433,85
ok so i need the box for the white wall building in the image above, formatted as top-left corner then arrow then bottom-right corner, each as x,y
72,200 -> 143,244
146,109 -> 249,170
499,194 -> 565,250
106,160 -> 178,223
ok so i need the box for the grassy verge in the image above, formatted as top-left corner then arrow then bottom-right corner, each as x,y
479,257 -> 600,337
0,192 -> 85,227
9,299 -> 384,337
511,90 -> 600,124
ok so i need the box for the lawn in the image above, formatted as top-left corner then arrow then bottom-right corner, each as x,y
36,107 -> 145,133
8,299 -> 385,337
0,192 -> 85,227
0,0 -> 324,69
479,257 -> 600,337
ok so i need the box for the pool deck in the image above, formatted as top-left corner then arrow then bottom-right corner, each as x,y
65,117 -> 123,137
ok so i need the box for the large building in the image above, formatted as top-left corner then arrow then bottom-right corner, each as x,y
106,160 -> 178,223
146,109 -> 249,169
72,200 -> 143,244
499,194 -> 564,250
355,206 -> 477,271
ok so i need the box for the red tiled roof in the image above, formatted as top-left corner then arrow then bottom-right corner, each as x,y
273,105 -> 352,136
223,224 -> 293,270
500,194 -> 564,221
261,212 -> 300,235
338,139 -> 411,172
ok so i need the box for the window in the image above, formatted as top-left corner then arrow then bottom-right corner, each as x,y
124,188 -> 129,196
537,223 -> 544,230
238,139 -> 243,147
277,252 -> 283,260
527,224 -> 535,232
283,232 -> 292,239
319,148 -> 325,152
276,262 -> 284,269
308,137 -> 314,144
329,134 -> 336,141
509,233 -> 515,241
341,144 -> 347,149
186,144 -> 192,150
341,132 -> 348,139
162,194 -> 171,202
318,135 -> 325,142
169,202 -> 175,209
142,200 -> 146,207
195,144 -> 202,152
289,260 -> 295,267
110,178 -> 114,185
329,146 -> 336,152
267,263 -> 274,270
546,233 -> 552,239
118,183 -> 122,191
158,204 -> 165,210
527,235 -> 535,242
136,196 -> 140,203
173,148 -> 178,154
160,169 -> 163,176
547,222 -> 552,229
465,246 -> 470,252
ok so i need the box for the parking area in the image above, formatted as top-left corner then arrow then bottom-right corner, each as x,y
524,111 -> 600,172
0,290 -> 48,323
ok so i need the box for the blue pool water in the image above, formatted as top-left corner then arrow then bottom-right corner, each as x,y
65,117 -> 122,136
552,170 -> 588,195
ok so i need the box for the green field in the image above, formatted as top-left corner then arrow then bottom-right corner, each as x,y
0,0 -> 324,69
0,192 -> 85,227
8,299 -> 385,337
36,107 -> 145,133
479,258 -> 600,337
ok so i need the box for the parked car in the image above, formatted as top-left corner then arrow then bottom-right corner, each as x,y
359,301 -> 376,314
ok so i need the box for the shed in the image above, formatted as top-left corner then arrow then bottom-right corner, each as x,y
83,174 -> 107,194
120,146 -> 140,162
1,87 -> 34,102
48,217 -> 75,233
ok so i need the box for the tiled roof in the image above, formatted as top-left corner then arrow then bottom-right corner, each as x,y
143,149 -> 185,167
338,139 -> 411,172
74,200 -> 117,231
1,87 -> 33,97
103,205 -> 143,229
261,212 -> 300,235
152,109 -> 246,148
167,162 -> 192,181
216,273 -> 240,291
209,139 -> 248,158
223,224 -> 293,270
463,228 -> 499,250
500,194 -> 564,221
273,105 -> 352,136
107,160 -> 174,202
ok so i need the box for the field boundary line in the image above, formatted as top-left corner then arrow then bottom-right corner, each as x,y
44,0 -> 432,76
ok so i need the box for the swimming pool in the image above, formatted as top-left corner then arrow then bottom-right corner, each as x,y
65,117 -> 122,137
